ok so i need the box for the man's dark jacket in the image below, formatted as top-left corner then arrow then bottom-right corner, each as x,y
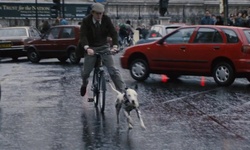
80,14 -> 118,48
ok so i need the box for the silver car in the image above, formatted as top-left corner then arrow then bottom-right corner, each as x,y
136,24 -> 185,44
0,26 -> 41,60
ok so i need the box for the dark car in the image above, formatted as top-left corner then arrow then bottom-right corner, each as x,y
0,26 -> 41,60
25,25 -> 81,64
136,24 -> 185,45
120,25 -> 250,86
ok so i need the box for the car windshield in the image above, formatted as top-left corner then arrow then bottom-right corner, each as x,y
165,26 -> 180,34
147,26 -> 180,39
243,29 -> 250,43
147,30 -> 162,38
0,28 -> 27,37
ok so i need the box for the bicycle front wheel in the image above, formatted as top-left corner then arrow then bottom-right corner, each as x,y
93,71 -> 99,108
98,72 -> 106,113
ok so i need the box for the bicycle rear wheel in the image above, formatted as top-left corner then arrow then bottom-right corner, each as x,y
98,72 -> 106,113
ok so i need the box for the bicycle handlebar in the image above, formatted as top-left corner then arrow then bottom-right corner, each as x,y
95,50 -> 120,56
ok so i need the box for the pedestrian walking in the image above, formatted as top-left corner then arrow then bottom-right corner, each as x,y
140,24 -> 149,39
40,20 -> 51,34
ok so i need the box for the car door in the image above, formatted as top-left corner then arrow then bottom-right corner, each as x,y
58,27 -> 76,52
188,27 -> 224,72
150,27 -> 195,71
36,27 -> 61,55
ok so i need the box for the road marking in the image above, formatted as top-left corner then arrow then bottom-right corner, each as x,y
161,87 -> 248,140
162,88 -> 220,104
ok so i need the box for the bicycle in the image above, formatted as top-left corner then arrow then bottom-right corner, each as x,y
88,50 -> 118,113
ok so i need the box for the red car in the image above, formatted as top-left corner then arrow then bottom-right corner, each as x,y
24,25 -> 81,64
120,25 -> 250,86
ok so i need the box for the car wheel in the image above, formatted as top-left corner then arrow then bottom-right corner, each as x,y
130,59 -> 149,81
28,50 -> 40,63
69,50 -> 81,64
213,62 -> 235,86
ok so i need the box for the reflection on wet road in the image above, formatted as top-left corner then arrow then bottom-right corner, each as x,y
0,58 -> 250,150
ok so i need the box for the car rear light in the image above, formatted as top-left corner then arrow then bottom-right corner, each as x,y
242,45 -> 250,54
151,33 -> 157,37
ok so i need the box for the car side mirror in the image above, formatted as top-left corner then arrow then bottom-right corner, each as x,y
157,39 -> 165,45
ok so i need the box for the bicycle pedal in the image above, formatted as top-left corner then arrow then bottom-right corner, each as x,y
88,98 -> 94,102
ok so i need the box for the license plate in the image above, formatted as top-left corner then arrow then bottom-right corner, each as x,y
0,42 -> 12,48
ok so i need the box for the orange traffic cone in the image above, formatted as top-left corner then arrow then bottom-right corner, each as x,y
161,75 -> 168,83
200,76 -> 205,86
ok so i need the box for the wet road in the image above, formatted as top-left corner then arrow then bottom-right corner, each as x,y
0,56 -> 250,150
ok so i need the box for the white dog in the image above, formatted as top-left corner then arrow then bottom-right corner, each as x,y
109,83 -> 146,130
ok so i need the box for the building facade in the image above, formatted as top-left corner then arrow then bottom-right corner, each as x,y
0,0 -> 249,28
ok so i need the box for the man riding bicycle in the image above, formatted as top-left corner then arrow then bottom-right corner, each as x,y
79,3 -> 126,97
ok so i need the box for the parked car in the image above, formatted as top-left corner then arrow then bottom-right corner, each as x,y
0,26 -> 41,60
120,25 -> 250,86
136,24 -> 185,45
24,25 -> 81,64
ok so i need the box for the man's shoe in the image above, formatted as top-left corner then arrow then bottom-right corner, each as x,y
80,86 -> 86,97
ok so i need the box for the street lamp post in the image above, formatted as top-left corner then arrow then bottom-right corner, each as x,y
182,5 -> 186,23
35,0 -> 38,28
223,0 -> 228,25
62,0 -> 65,18
116,5 -> 119,19
138,5 -> 142,20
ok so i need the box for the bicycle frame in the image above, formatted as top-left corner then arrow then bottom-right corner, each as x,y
89,51 -> 118,113
91,53 -> 107,113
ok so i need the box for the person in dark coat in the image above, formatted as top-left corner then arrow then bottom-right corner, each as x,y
215,16 -> 224,25
235,12 -> 244,27
79,3 -> 126,97
41,20 -> 51,33
140,24 -> 149,39
200,10 -> 215,25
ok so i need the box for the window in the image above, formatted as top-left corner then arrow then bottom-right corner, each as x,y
0,28 -> 27,37
243,29 -> 250,43
222,28 -> 239,43
194,28 -> 223,43
61,27 -> 74,39
48,28 -> 60,39
147,30 -> 161,38
165,28 -> 195,44
29,28 -> 40,38
149,26 -> 162,38
165,26 -> 180,34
